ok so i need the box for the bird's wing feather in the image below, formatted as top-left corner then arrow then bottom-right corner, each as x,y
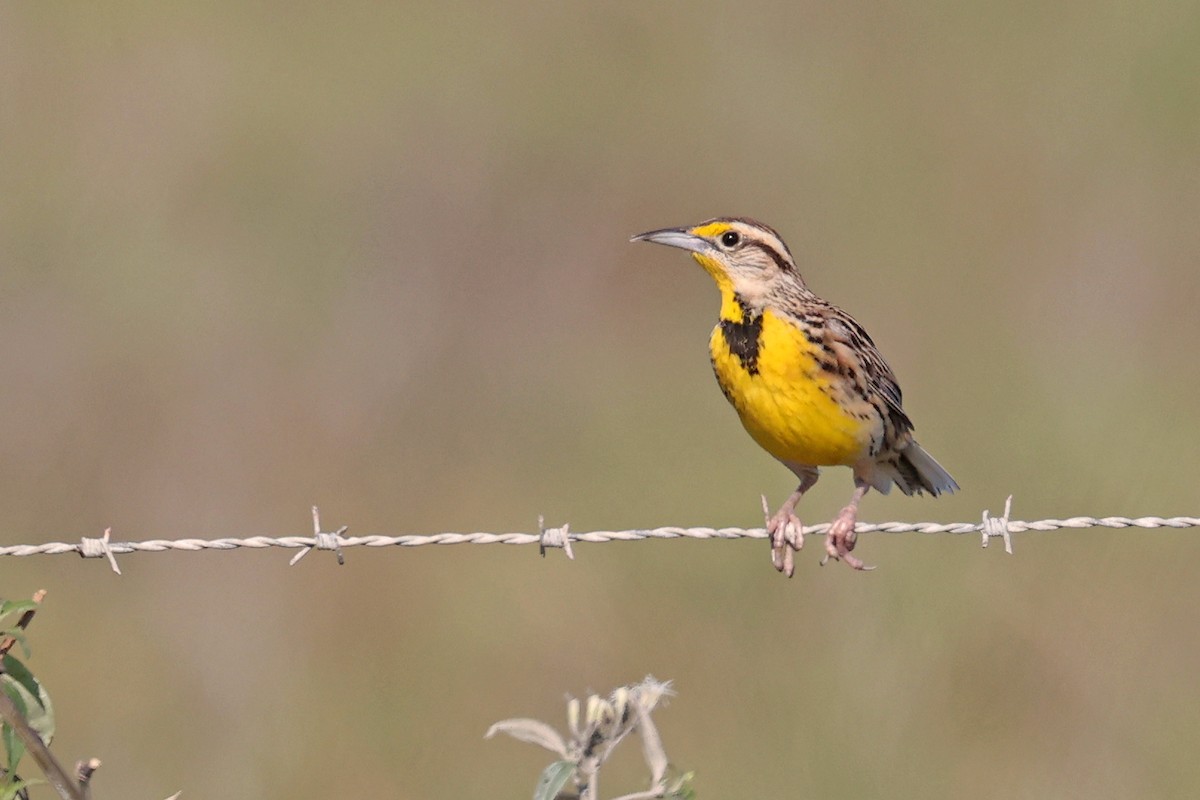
824,311 -> 914,438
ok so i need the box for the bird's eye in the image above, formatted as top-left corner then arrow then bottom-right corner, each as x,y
720,231 -> 741,247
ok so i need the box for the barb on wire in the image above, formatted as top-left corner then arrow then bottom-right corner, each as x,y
4,498 -> 1198,569
77,528 -> 120,575
981,495 -> 1014,554
289,507 -> 347,566
538,515 -> 574,560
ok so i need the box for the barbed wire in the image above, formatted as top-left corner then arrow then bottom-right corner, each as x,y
1,498 -> 1197,574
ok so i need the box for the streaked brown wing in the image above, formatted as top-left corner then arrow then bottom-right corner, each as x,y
822,307 -> 914,441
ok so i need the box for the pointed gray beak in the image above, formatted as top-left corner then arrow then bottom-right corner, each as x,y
630,227 -> 710,254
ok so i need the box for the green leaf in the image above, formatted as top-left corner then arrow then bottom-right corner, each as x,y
0,776 -> 41,800
2,681 -> 26,774
0,602 -> 36,625
0,659 -> 38,712
2,731 -> 22,776
0,671 -> 53,748
668,770 -> 696,799
1,683 -> 27,721
532,759 -> 575,800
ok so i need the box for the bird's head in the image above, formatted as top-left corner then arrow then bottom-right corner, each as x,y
631,217 -> 806,309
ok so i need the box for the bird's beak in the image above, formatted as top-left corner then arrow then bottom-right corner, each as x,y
630,227 -> 710,254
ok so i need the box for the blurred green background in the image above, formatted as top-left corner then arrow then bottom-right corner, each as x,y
3,2 -> 1199,798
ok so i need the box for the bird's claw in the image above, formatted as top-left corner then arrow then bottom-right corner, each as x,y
763,494 -> 804,578
819,505 -> 875,571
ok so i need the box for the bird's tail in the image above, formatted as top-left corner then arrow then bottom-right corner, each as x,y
892,441 -> 959,497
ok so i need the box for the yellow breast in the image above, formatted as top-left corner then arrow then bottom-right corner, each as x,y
709,308 -> 877,468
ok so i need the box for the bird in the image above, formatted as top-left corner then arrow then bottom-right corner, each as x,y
631,217 -> 957,574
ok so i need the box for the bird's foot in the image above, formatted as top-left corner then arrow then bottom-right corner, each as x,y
762,495 -> 803,578
820,504 -> 874,571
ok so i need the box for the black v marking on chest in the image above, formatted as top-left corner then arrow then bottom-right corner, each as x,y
718,295 -> 763,375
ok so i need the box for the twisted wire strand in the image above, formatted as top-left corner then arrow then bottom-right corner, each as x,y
2,513 -> 1197,564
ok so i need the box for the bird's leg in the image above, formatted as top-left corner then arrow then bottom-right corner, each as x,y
821,479 -> 873,571
763,470 -> 818,578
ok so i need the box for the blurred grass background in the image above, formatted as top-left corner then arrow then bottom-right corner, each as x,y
2,2 -> 1199,798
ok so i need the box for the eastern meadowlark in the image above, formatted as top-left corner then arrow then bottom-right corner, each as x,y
632,218 -> 958,574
